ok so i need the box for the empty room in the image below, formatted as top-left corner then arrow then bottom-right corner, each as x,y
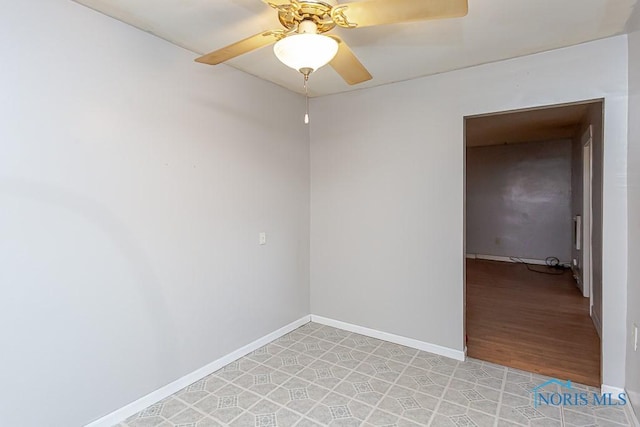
1,1 -> 639,426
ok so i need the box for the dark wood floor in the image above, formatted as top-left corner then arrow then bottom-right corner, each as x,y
466,259 -> 601,387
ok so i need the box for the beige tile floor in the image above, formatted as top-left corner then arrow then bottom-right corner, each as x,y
118,322 -> 635,426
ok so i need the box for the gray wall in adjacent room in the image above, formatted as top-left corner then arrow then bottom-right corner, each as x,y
466,139 -> 573,262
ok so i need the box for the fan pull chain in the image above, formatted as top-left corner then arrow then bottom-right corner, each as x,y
303,73 -> 310,125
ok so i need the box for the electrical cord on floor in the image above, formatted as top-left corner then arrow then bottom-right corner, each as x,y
509,256 -> 569,275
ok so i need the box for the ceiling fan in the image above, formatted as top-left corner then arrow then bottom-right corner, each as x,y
195,0 -> 469,86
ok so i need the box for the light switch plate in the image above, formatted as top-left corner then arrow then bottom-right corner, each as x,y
259,232 -> 266,245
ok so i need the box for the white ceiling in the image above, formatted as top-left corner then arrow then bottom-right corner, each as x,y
73,0 -> 637,97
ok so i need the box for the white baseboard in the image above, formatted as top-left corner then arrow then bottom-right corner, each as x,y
310,315 -> 465,361
601,384 -> 626,401
601,384 -> 638,424
85,315 -> 311,427
465,253 -> 569,267
626,394 -> 640,427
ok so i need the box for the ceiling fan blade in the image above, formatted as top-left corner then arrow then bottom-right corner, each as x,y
332,0 -> 468,28
328,36 -> 372,85
262,0 -> 291,9
195,30 -> 285,65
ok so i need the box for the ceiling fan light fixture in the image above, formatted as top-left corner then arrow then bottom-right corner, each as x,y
273,33 -> 339,74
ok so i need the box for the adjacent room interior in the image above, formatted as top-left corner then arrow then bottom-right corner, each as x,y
1,1 -> 639,426
464,101 -> 603,387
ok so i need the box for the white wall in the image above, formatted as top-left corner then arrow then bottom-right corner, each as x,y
568,104 -> 606,330
571,133 -> 585,291
310,36 -> 628,387
626,3 -> 640,418
0,1 -> 309,426
579,104 -> 606,336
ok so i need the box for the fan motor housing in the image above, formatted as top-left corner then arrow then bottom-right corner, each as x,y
277,0 -> 337,33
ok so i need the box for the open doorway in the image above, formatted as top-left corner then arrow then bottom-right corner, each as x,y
464,100 -> 603,387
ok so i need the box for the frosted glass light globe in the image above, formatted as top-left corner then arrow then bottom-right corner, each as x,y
274,34 -> 339,73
